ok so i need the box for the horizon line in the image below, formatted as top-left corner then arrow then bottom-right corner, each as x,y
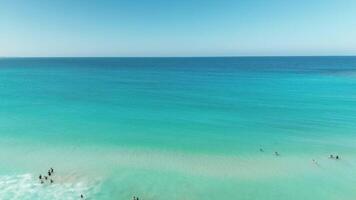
1,55 -> 356,59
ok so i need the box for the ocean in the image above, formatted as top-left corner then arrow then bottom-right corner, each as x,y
0,57 -> 356,200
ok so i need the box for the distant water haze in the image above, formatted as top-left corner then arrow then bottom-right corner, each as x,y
0,57 -> 356,199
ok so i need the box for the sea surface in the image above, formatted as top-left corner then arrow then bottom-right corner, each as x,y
0,57 -> 356,200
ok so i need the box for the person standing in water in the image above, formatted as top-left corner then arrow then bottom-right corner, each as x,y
312,159 -> 319,166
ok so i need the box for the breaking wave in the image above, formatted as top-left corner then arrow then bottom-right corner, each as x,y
0,173 -> 101,200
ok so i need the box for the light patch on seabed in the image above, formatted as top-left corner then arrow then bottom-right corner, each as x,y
1,142 -> 354,179
0,140 -> 355,199
0,144 -> 318,179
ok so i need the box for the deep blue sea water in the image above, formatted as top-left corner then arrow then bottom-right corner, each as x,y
0,57 -> 356,199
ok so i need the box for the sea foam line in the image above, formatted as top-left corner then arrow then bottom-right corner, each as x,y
0,173 -> 101,200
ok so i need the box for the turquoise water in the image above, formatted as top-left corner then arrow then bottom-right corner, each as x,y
0,57 -> 356,199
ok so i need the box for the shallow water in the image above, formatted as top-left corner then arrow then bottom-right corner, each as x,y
0,57 -> 356,199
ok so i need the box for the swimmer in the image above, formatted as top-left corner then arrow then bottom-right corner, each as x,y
274,151 -> 279,156
312,159 -> 319,165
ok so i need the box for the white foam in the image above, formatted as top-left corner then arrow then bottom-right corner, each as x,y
0,173 -> 101,200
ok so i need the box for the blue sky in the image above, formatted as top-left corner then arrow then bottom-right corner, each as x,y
0,0 -> 355,57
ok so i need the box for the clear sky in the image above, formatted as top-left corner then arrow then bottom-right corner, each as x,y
0,0 -> 356,57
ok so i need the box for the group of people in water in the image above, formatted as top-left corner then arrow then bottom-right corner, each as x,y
329,154 -> 340,160
132,196 -> 140,200
38,167 -> 55,184
259,147 -> 341,165
38,167 -> 86,199
259,148 -> 280,156
312,154 -> 340,166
